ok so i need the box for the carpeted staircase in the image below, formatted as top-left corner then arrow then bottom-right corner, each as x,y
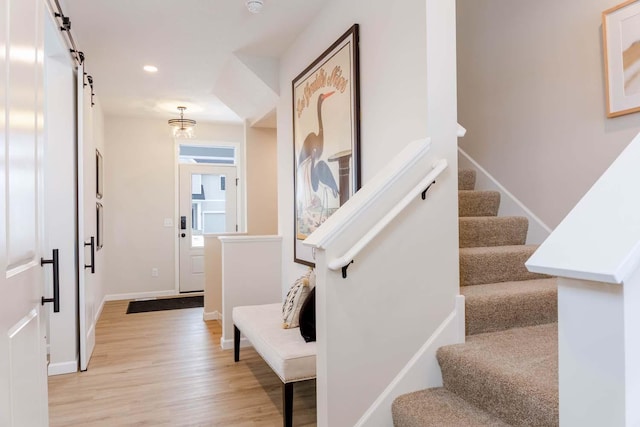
392,169 -> 559,426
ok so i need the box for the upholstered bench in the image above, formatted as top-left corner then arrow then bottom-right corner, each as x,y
233,303 -> 316,427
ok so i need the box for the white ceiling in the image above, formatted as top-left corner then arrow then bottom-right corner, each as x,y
60,0 -> 328,124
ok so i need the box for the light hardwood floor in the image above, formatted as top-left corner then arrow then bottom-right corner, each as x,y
48,300 -> 317,426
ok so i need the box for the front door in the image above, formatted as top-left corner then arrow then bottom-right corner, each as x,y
179,164 -> 237,293
0,0 -> 50,424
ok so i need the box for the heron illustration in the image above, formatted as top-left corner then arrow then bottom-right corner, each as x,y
298,91 -> 339,220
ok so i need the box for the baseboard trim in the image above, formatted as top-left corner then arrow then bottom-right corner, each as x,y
48,359 -> 78,376
95,295 -> 106,323
220,336 -> 251,350
354,302 -> 464,427
104,290 -> 178,302
203,310 -> 220,321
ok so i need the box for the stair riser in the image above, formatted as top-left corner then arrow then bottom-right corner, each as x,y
459,191 -> 500,217
459,217 -> 528,248
460,248 -> 548,286
464,288 -> 557,335
458,169 -> 476,191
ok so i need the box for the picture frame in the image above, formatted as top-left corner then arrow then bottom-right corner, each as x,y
96,149 -> 103,199
96,202 -> 103,250
292,24 -> 361,266
602,0 -> 640,117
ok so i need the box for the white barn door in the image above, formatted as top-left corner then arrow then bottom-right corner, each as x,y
77,63 -> 97,371
0,0 -> 50,425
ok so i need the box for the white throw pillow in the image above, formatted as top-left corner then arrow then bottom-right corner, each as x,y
308,269 -> 316,290
282,271 -> 312,329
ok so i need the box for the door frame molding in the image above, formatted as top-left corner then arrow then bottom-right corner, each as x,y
172,139 -> 245,293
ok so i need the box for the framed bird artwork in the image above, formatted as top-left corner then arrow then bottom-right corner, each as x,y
292,24 -> 361,266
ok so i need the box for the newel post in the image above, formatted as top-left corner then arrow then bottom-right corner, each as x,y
556,273 -> 640,426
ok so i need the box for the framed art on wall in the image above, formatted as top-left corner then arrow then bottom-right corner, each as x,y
292,24 -> 361,266
603,0 -> 640,117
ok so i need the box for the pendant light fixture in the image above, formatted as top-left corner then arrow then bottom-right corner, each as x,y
168,106 -> 196,139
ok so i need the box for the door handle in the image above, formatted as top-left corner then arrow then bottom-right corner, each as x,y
84,236 -> 95,274
41,249 -> 60,313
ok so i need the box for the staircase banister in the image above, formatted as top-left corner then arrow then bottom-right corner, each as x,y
302,138 -> 442,262
303,138 -> 433,251
326,158 -> 448,272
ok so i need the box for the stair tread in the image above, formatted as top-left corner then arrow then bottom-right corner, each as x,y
462,278 -> 558,335
438,323 -> 559,426
392,387 -> 510,427
462,277 -> 557,298
460,244 -> 538,255
459,216 -> 528,248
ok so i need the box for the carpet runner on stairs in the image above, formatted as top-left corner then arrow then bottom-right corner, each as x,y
392,169 -> 559,426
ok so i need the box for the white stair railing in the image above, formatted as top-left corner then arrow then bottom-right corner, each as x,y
326,158 -> 447,276
303,138 -> 461,427
527,131 -> 640,426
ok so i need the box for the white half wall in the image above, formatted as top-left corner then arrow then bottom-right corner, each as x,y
219,236 -> 283,349
457,0 -> 640,229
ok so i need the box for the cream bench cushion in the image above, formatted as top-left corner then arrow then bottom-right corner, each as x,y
232,303 -> 316,383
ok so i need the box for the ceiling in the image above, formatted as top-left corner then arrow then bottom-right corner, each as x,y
60,0 -> 328,124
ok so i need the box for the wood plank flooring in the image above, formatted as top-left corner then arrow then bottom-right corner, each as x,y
48,300 -> 317,426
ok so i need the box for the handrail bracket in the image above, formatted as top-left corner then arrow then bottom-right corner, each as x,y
421,180 -> 436,200
342,261 -> 354,279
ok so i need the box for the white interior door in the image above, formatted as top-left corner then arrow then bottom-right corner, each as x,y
179,164 -> 237,293
0,0 -> 49,424
77,63 -> 96,371
43,7 -> 78,376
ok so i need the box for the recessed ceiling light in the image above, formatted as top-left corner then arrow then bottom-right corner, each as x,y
143,65 -> 158,73
246,0 -> 264,13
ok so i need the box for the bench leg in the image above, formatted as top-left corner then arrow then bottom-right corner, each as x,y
282,382 -> 293,427
234,325 -> 240,362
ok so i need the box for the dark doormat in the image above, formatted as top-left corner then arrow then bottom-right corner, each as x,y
126,296 -> 204,314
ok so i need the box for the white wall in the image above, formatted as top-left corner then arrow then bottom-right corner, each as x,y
457,0 -> 640,228
278,0 -> 442,288
103,117 -> 243,297
245,126 -> 278,235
